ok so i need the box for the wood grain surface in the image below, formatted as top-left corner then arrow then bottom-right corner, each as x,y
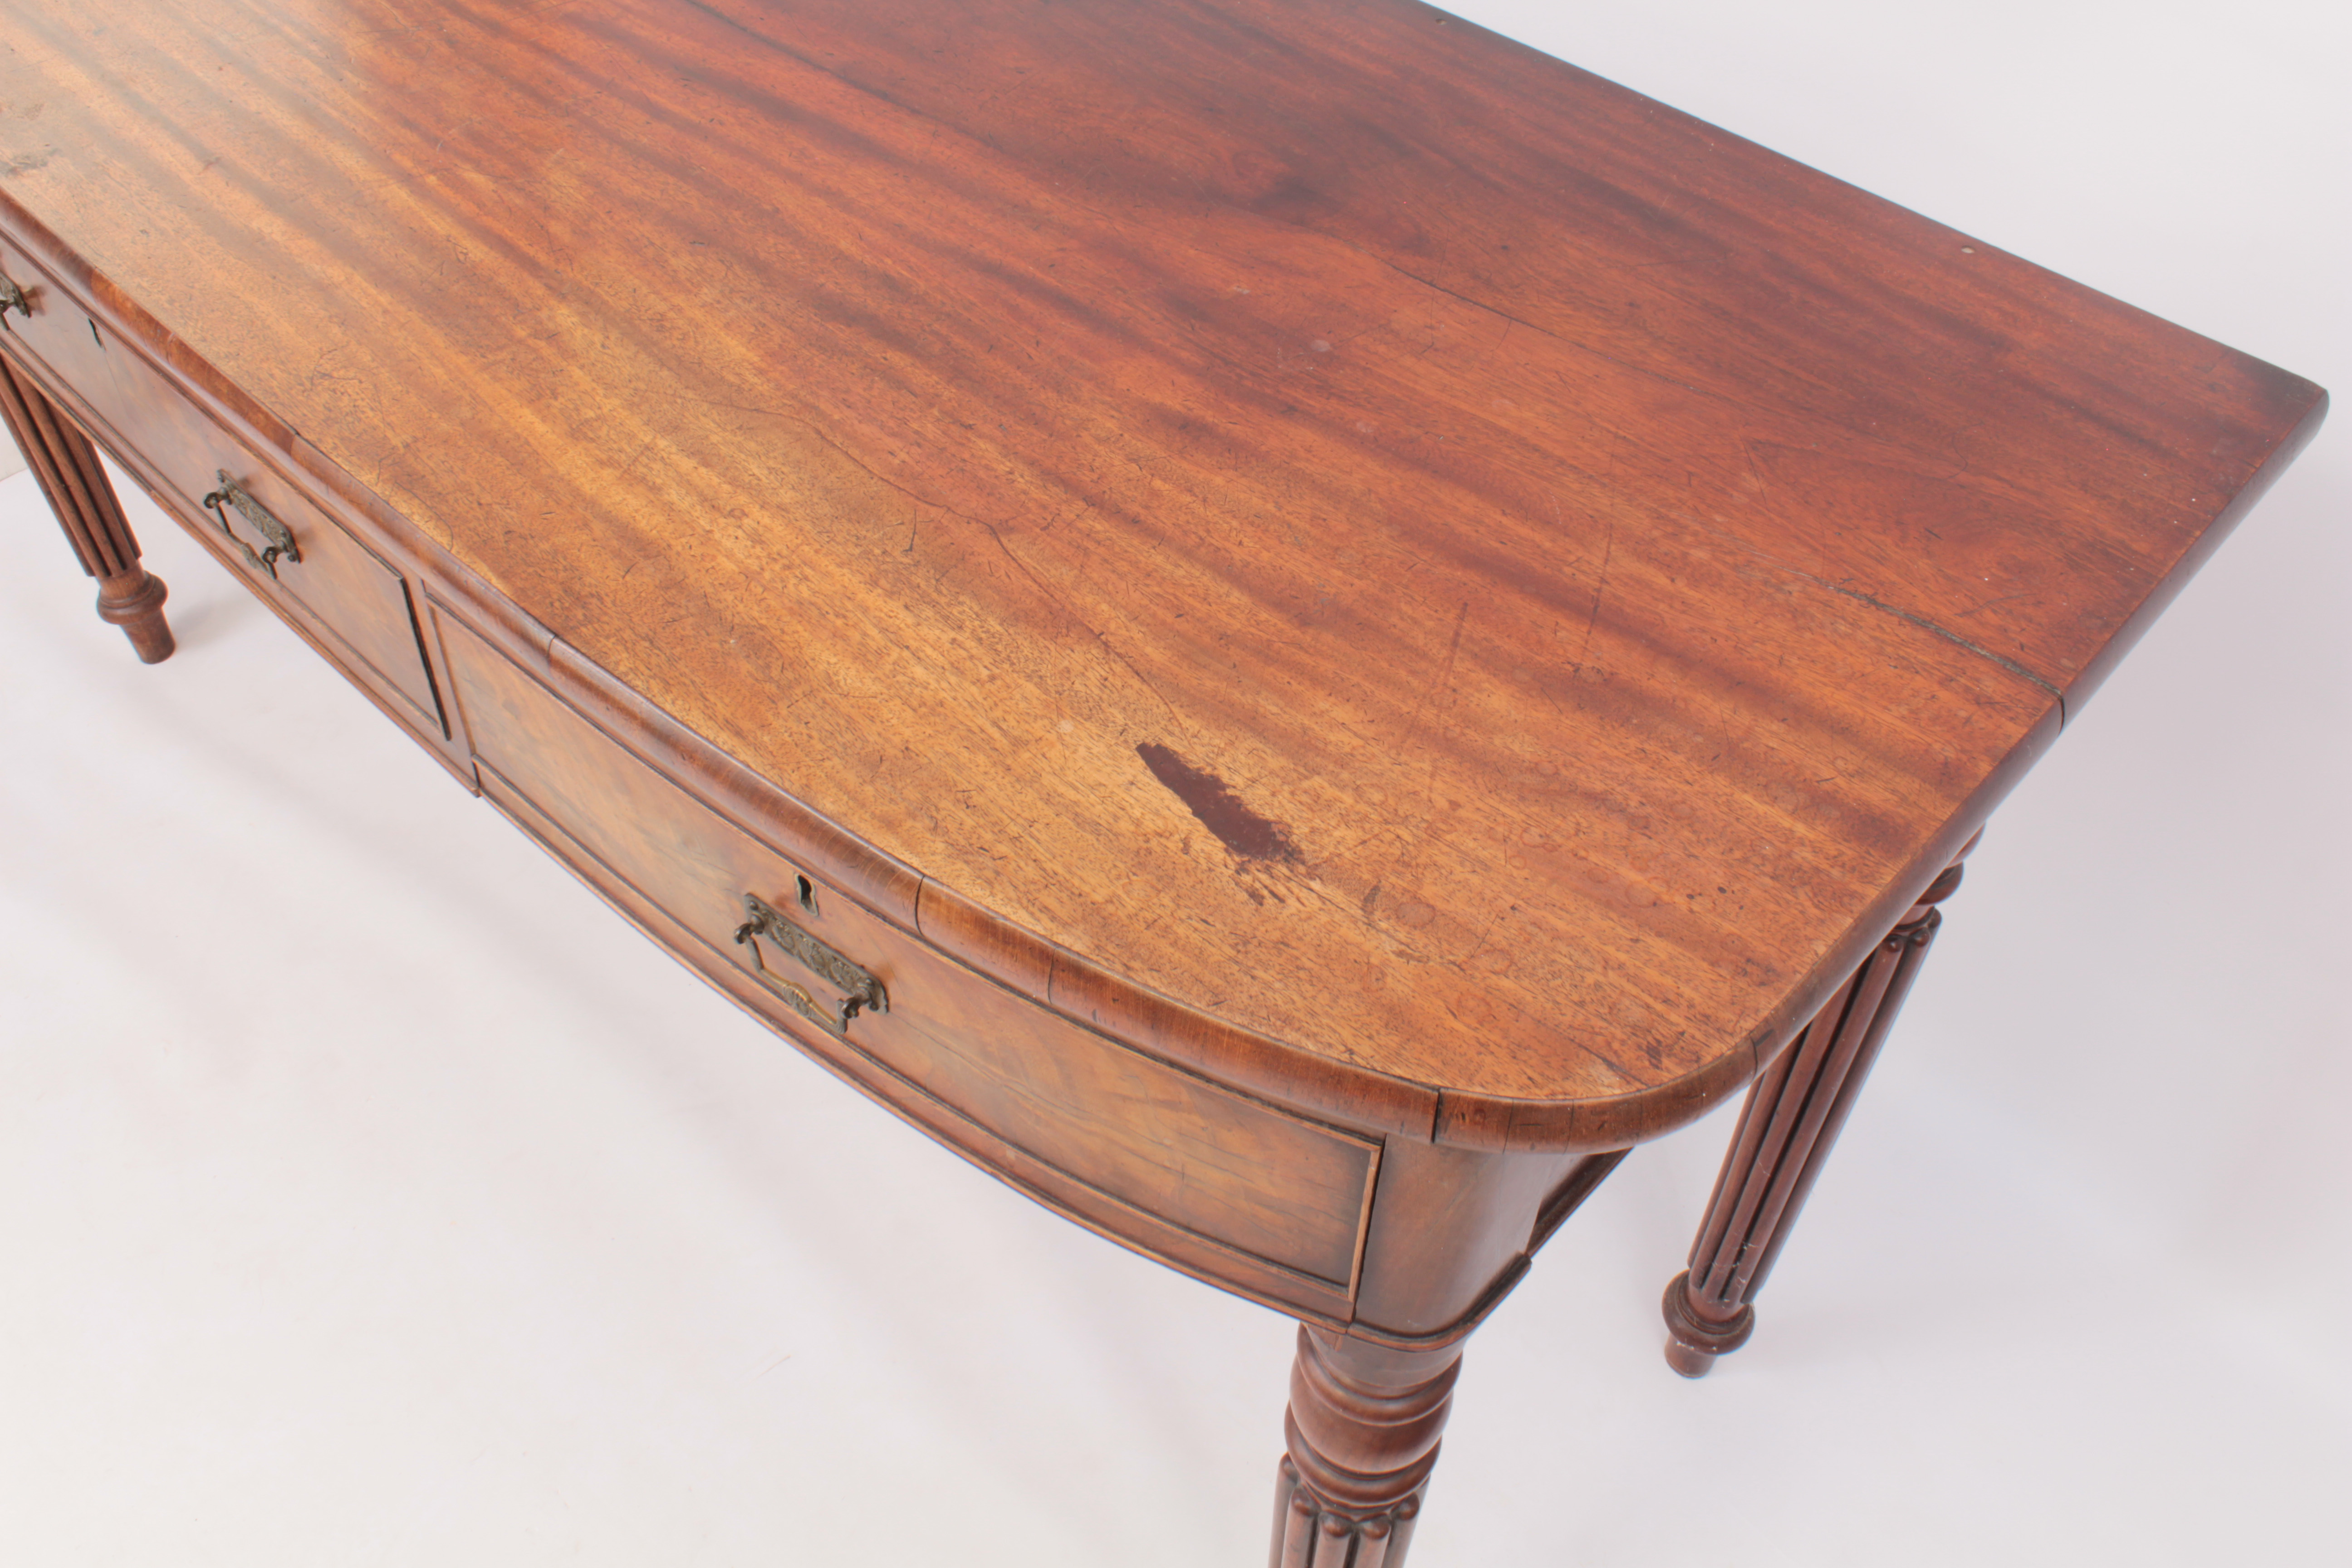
0,0 -> 2323,1145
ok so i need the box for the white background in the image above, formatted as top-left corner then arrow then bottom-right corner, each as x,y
3,2 -> 2345,1563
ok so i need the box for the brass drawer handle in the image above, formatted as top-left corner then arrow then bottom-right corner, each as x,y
201,470 -> 302,579
0,274 -> 27,318
734,890 -> 888,1034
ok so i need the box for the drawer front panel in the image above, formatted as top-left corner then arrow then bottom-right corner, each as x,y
0,238 -> 440,727
0,241 -> 122,443
438,610 -> 1376,1291
98,343 -> 442,725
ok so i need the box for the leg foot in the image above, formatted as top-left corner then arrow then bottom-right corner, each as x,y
1660,1269 -> 1751,1378
96,566 -> 174,663
1270,1328 -> 1458,1568
1662,838 -> 1976,1373
0,347 -> 175,662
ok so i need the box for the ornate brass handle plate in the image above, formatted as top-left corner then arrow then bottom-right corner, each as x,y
0,274 -> 28,318
733,890 -> 888,1035
200,470 -> 302,579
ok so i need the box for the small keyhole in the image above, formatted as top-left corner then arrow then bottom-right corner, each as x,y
796,874 -> 817,913
89,318 -> 103,348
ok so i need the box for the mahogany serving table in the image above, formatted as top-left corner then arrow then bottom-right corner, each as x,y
1,2 -> 2324,1561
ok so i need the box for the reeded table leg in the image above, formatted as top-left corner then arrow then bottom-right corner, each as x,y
1270,1327 -> 1461,1568
1662,837 -> 1977,1376
0,350 -> 173,662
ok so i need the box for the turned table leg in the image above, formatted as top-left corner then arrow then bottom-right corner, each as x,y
1270,1326 -> 1461,1568
0,351 -> 173,662
1662,836 -> 1978,1376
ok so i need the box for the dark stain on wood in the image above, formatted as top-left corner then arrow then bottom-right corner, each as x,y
1138,742 -> 1302,866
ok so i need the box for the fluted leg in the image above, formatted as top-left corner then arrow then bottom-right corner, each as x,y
0,350 -> 173,662
1662,837 -> 1977,1376
1270,1327 -> 1461,1568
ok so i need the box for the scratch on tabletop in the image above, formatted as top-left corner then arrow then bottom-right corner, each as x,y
1677,510 -> 2067,716
1350,244 -> 1714,401
1953,588 -> 2031,618
1573,515 -> 1616,676
1394,599 -> 1470,767
1811,577 -> 2064,711
979,517 -> 1180,725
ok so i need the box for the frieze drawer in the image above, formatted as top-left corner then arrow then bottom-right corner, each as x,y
0,237 -> 442,731
434,606 -> 1379,1310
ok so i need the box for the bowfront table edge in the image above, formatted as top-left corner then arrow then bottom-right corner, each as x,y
0,186 -> 1685,1347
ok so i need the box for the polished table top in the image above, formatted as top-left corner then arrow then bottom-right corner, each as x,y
0,0 -> 2323,1155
